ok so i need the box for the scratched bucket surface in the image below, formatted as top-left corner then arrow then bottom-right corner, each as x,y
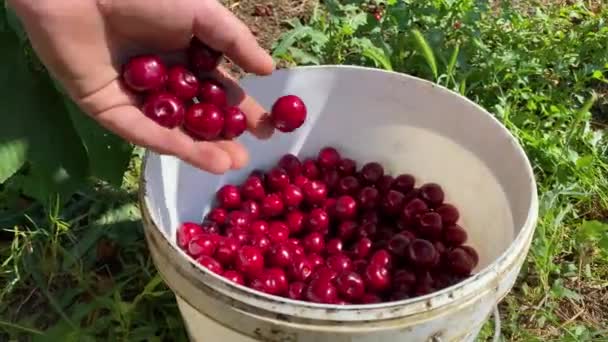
139,66 -> 539,342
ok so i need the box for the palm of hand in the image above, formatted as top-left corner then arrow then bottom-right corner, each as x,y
9,0 -> 274,174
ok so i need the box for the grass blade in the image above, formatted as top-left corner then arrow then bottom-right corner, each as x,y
0,319 -> 44,335
411,29 -> 438,80
447,44 -> 460,78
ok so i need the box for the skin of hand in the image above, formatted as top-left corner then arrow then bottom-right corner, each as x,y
7,0 -> 276,174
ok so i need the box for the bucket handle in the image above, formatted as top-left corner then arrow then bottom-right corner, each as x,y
430,305 -> 501,342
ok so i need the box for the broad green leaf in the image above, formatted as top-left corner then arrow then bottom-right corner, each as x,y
272,24 -> 312,58
411,29 -> 438,80
354,38 -> 393,70
576,220 -> 608,243
0,138 -> 27,183
287,47 -> 321,65
65,100 -> 133,185
0,30 -> 88,199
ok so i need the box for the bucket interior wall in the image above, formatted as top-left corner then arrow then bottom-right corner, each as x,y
143,66 -> 534,272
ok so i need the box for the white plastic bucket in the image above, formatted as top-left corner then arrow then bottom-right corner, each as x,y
139,66 -> 538,342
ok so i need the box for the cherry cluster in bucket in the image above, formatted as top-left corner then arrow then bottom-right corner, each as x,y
177,147 -> 479,304
121,38 -> 307,140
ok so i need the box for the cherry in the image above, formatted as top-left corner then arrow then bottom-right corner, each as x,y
227,210 -> 250,228
271,95 -> 307,132
382,190 -> 405,216
434,241 -> 447,255
262,194 -> 285,217
351,237 -> 373,259
306,277 -> 338,304
184,103 -> 224,140
188,234 -> 217,257
460,245 -> 479,266
419,183 -> 445,207
393,269 -> 416,293
249,234 -> 272,253
268,221 -> 289,243
287,282 -> 306,300
401,198 -> 428,223
241,200 -> 261,220
253,268 -> 288,296
196,255 -> 223,275
142,92 -> 185,128
207,208 -> 227,225
414,271 -> 436,296
267,168 -> 290,191
215,237 -> 239,265
177,222 -> 203,249
336,176 -> 360,196
303,232 -> 325,254
307,208 -> 329,233
359,211 -> 379,225
446,247 -> 477,276
235,246 -> 265,277
285,210 -> 305,234
241,176 -> 265,201
317,147 -> 341,169
223,270 -> 245,285
376,175 -> 394,194
282,184 -> 304,208
360,162 -> 384,184
200,221 -> 221,235
435,203 -> 460,225
337,158 -> 357,176
358,186 -> 380,210
287,238 -> 302,247
167,66 -> 199,100
223,106 -> 247,139
352,259 -> 368,274
293,175 -> 309,188
326,254 -> 353,273
407,239 -> 439,268
308,253 -> 325,270
364,263 -> 391,292
443,224 -> 468,246
290,244 -> 306,260
336,271 -> 365,301
356,222 -> 378,240
322,198 -> 337,218
188,38 -> 222,74
338,221 -> 358,241
301,159 -> 320,179
122,55 -> 167,92
288,258 -> 313,282
278,154 -> 302,179
359,293 -> 381,304
326,239 -> 343,255
335,195 -> 357,220
249,220 -> 269,235
197,79 -> 227,107
302,180 -> 328,205
392,174 -> 415,194
226,227 -> 249,245
370,249 -> 392,268
321,168 -> 340,191
417,212 -> 443,240
267,243 -> 293,268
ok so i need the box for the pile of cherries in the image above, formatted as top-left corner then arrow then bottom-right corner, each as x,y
121,38 -> 307,140
177,148 -> 479,305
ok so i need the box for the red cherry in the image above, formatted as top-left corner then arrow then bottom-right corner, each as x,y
214,237 -> 239,265
223,270 -> 245,285
267,167 -> 290,191
359,211 -> 379,225
227,210 -> 250,228
279,154 -> 302,179
198,79 -> 227,107
188,38 -> 222,74
302,159 -> 320,180
363,264 -> 390,292
419,183 -> 445,207
184,103 -> 224,140
268,221 -> 289,243
293,175 -> 309,188
335,195 -> 358,220
177,222 -> 203,249
370,249 -> 392,268
443,224 -> 468,247
241,200 -> 261,221
446,247 -> 476,275
167,66 -> 199,100
249,220 -> 269,235
392,174 -> 415,194
288,258 -> 314,282
122,55 -> 167,92
302,180 -> 328,205
252,268 -> 288,296
207,208 -> 227,225
401,198 -> 428,223
356,222 -> 377,240
188,234 -> 217,257
336,271 -> 365,301
249,234 -> 272,253
376,175 -> 394,194
241,176 -> 266,201
338,221 -> 358,241
282,184 -> 304,208
326,254 -> 353,273
268,243 -> 293,268
360,162 -> 384,184
393,269 -> 416,293
235,246 -> 265,277
337,158 -> 357,176
285,210 -> 305,234
223,106 -> 247,139
322,198 -> 337,218
306,277 -> 338,304
317,147 -> 341,169
200,221 -> 221,235
307,208 -> 329,233
226,227 -> 249,245
290,244 -> 306,260
358,186 -> 380,210
303,232 -> 325,254
326,239 -> 343,255
359,293 -> 381,304
351,237 -> 372,259
336,176 -> 361,196
142,92 -> 185,128
196,255 -> 223,275
407,239 -> 439,268
307,253 -> 325,270
262,194 -> 285,217
435,204 -> 460,225
322,168 -> 340,191
417,212 -> 443,240
271,95 -> 307,132
352,259 -> 368,274
382,190 -> 405,216
460,245 -> 479,266
287,282 -> 306,300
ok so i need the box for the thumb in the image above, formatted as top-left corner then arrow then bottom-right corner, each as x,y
193,0 -> 274,76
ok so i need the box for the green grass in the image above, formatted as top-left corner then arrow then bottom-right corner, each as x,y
1,0 -> 608,341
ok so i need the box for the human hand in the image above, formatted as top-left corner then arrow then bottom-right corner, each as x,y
8,0 -> 275,174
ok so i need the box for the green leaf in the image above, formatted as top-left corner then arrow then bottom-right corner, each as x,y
0,30 -> 89,199
411,29 -> 438,80
447,44 -> 460,77
287,47 -> 321,65
576,220 -> 608,243
272,24 -> 312,58
65,100 -> 133,185
0,138 -> 27,183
